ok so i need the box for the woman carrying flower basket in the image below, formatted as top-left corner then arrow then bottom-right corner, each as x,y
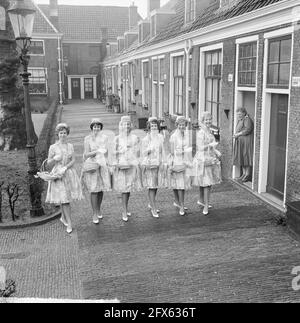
81,118 -> 111,225
141,117 -> 167,218
192,112 -> 222,216
112,116 -> 142,222
168,116 -> 192,216
46,123 -> 83,234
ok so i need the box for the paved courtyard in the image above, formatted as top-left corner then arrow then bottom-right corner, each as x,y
1,100 -> 300,303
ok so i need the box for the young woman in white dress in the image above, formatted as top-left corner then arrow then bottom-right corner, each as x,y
82,118 -> 111,224
141,117 -> 167,218
46,123 -> 83,234
192,112 -> 222,215
112,116 -> 142,222
168,116 -> 192,216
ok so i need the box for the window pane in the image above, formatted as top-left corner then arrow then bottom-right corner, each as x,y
251,72 -> 256,85
205,101 -> 212,114
268,64 -> 279,85
213,79 -> 219,102
279,63 -> 290,85
212,103 -> 218,126
269,41 -> 280,63
280,38 -> 292,62
29,41 -> 44,55
206,79 -> 212,102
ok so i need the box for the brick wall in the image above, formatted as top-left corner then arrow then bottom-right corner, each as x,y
29,38 -> 59,101
252,33 -> 265,192
220,39 -> 235,179
286,26 -> 300,202
64,43 -> 101,75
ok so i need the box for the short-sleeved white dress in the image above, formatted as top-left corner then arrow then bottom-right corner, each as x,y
141,133 -> 168,189
81,134 -> 112,193
192,129 -> 222,187
112,133 -> 142,193
168,130 -> 192,190
46,142 -> 83,204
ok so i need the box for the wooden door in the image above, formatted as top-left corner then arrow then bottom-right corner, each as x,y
267,94 -> 288,199
84,78 -> 93,99
71,78 -> 81,99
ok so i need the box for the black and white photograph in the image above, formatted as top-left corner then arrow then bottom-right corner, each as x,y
1,0 -> 300,305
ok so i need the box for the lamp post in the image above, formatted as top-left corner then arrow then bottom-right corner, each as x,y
8,0 -> 44,217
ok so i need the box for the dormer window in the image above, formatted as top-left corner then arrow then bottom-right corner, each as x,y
185,0 -> 195,24
138,20 -> 150,44
0,6 -> 6,30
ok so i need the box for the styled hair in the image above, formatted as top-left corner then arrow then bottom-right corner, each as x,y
119,116 -> 132,133
201,111 -> 212,123
158,118 -> 167,131
146,119 -> 160,132
236,107 -> 248,115
175,116 -> 187,127
55,123 -> 70,135
90,122 -> 103,131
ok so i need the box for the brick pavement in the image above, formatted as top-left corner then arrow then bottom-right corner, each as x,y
1,100 -> 300,302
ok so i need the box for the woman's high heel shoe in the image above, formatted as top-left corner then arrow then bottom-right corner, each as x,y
148,204 -> 160,214
151,209 -> 159,218
122,213 -> 129,222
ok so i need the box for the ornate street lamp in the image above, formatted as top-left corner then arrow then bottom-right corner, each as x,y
8,0 -> 44,217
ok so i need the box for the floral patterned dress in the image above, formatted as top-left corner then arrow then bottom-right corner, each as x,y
141,133 -> 167,189
112,133 -> 142,193
46,142 -> 83,204
192,128 -> 221,187
168,130 -> 192,190
81,134 -> 111,193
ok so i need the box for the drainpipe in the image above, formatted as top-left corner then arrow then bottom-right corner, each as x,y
185,39 -> 193,122
57,36 -> 63,104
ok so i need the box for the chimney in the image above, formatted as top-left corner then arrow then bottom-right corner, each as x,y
147,0 -> 160,18
129,2 -> 139,30
49,0 -> 59,30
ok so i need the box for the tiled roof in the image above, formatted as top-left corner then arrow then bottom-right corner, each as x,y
38,5 -> 142,42
107,0 -> 286,59
24,0 -> 58,35
150,0 -> 285,45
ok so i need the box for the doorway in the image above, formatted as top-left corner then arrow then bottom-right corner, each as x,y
71,78 -> 81,99
233,90 -> 256,184
266,94 -> 288,199
84,78 -> 93,99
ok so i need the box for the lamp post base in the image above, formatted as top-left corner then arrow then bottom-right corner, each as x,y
30,208 -> 45,218
28,175 -> 45,218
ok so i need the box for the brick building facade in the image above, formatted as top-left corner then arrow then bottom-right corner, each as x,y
1,0 -> 141,108
103,0 -> 300,212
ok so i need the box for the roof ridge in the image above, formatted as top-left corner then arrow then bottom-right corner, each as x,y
33,1 -> 59,34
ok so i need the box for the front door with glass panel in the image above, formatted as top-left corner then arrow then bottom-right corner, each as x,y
267,94 -> 288,199
71,78 -> 81,99
84,78 -> 93,99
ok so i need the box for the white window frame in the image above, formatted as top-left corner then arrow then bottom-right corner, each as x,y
199,43 -> 223,126
159,55 -> 166,118
233,35 -> 259,187
142,59 -> 150,106
170,52 -> 185,116
258,27 -> 294,208
29,39 -> 45,56
28,67 -> 48,95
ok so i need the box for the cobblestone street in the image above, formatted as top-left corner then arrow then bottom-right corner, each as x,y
1,101 -> 300,303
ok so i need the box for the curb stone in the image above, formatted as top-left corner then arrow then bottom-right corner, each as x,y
0,211 -> 61,230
